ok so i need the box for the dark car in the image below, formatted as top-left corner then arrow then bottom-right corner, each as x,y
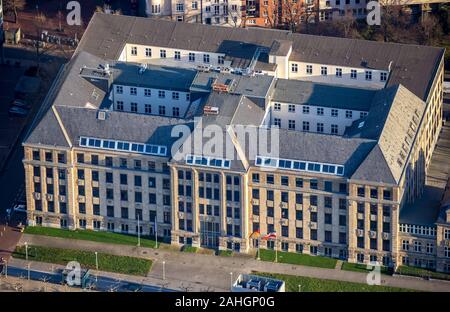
8,106 -> 29,117
11,99 -> 31,110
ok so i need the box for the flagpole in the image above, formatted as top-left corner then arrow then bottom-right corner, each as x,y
155,219 -> 158,248
257,237 -> 260,261
275,236 -> 278,263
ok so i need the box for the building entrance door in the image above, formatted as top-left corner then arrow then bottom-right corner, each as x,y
200,220 -> 220,248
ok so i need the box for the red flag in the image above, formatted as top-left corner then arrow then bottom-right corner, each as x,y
261,232 -> 277,240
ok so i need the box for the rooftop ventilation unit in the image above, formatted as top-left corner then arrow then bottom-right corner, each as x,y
203,106 -> 219,115
97,110 -> 107,121
138,63 -> 147,75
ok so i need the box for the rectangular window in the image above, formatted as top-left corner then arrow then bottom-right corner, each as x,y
159,106 -> 166,115
145,48 -> 152,57
331,124 -> 338,134
189,53 -> 195,62
203,54 -> 210,63
291,63 -> 298,73
288,120 -> 295,130
321,66 -> 327,76
317,123 -> 324,133
306,65 -> 313,74
336,68 -> 342,77
351,69 -> 357,79
131,46 -> 137,56
302,121 -> 310,131
130,87 -> 137,96
160,50 -> 166,58
174,51 -> 181,60
365,70 -> 372,81
380,72 -> 387,82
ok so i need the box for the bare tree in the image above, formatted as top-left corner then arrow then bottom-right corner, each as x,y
3,0 -> 26,24
32,13 -> 52,74
418,14 -> 443,45
264,0 -> 318,32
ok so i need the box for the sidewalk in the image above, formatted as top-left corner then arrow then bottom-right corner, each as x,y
19,234 -> 450,292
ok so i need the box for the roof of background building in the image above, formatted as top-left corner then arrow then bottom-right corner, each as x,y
77,13 -> 444,100
272,79 -> 376,111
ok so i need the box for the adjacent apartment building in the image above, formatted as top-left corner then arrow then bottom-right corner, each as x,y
146,0 -> 243,26
23,13 -> 449,272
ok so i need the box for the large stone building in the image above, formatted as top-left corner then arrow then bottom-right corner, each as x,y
23,13 -> 449,272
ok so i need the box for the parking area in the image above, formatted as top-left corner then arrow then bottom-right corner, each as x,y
0,64 -> 28,170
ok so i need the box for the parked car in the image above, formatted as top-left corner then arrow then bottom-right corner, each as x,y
8,106 -> 29,117
11,99 -> 31,110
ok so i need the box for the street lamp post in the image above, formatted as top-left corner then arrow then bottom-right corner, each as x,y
25,242 -> 28,261
229,272 -> 233,290
94,251 -> 98,282
162,261 -> 166,280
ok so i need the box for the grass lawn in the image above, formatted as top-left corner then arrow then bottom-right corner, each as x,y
182,246 -> 198,253
258,249 -> 337,269
25,226 -> 158,248
217,250 -> 233,257
13,245 -> 152,276
341,262 -> 392,275
396,265 -> 450,281
254,272 -> 415,292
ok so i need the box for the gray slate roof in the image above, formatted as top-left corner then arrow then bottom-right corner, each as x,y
272,79 -> 376,111
78,13 -> 444,100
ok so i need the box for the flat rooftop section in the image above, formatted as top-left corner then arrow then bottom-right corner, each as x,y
191,71 -> 274,98
272,79 -> 377,111
399,185 -> 443,226
112,62 -> 197,92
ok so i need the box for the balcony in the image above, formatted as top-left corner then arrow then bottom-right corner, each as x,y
252,215 -> 260,222
33,176 -> 41,183
356,229 -> 364,237
309,221 -> 317,229
369,230 -> 377,238
310,205 -> 317,212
